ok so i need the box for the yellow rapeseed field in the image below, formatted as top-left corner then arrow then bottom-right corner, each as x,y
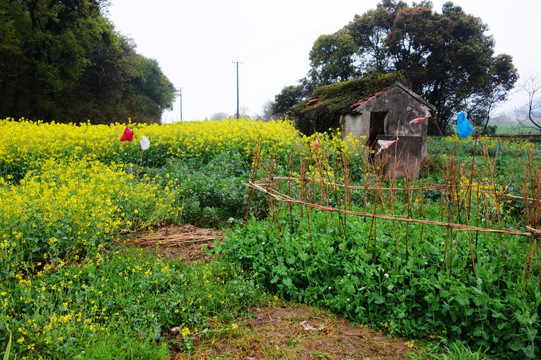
0,159 -> 180,271
0,118 -> 304,176
0,117 -> 316,272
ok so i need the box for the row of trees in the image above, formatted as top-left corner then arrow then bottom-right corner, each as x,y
0,0 -> 175,124
272,0 -> 519,134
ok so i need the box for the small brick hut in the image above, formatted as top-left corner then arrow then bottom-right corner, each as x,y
339,81 -> 434,178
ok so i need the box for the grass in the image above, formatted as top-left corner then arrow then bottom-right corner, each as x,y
494,123 -> 540,135
434,341 -> 490,360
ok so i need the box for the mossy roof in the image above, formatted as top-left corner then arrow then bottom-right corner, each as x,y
288,72 -> 408,135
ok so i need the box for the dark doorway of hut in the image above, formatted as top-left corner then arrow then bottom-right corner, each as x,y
367,111 -> 387,160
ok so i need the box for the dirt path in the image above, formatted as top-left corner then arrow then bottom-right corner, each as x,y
129,225 -> 426,360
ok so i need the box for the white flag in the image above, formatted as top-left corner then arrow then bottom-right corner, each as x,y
409,107 -> 431,124
139,135 -> 150,150
377,138 -> 399,154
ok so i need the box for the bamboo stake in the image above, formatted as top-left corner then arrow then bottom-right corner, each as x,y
245,135 -> 262,227
246,181 -> 535,237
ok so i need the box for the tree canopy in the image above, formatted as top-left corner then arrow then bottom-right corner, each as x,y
0,0 -> 175,124
274,0 -> 518,135
271,85 -> 306,119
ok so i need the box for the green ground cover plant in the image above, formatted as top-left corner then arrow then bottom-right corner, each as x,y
219,133 -> 540,359
143,151 -> 253,227
0,247 -> 267,359
219,207 -> 540,358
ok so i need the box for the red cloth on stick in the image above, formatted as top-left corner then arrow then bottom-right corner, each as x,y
313,136 -> 319,150
120,126 -> 134,142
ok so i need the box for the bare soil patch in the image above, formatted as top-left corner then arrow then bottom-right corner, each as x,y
129,225 -> 425,360
127,224 -> 222,262
171,303 -> 422,360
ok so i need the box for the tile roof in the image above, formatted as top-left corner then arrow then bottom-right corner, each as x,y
306,94 -> 323,105
349,89 -> 387,110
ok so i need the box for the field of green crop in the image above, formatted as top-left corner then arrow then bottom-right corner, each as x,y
0,117 -> 540,359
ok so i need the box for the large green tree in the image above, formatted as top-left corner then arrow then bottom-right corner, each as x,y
275,0 -> 518,134
0,0 -> 175,124
307,30 -> 359,87
466,54 -> 518,133
272,85 -> 306,119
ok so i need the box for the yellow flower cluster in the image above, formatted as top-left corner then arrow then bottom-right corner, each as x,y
1,118 -> 300,358
308,130 -> 367,156
0,118 -> 304,176
0,118 -> 124,174
0,117 -> 365,272
155,119 -> 301,159
455,175 -> 508,214
0,158 -> 180,270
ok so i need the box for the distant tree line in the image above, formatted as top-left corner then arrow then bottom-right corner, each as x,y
272,0 -> 518,135
0,0 -> 175,124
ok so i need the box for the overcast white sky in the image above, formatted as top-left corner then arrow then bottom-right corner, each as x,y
106,0 -> 541,121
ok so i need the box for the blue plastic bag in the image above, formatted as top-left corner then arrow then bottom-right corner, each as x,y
456,112 -> 473,138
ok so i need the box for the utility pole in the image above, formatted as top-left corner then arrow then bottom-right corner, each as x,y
179,87 -> 183,121
233,61 -> 242,119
